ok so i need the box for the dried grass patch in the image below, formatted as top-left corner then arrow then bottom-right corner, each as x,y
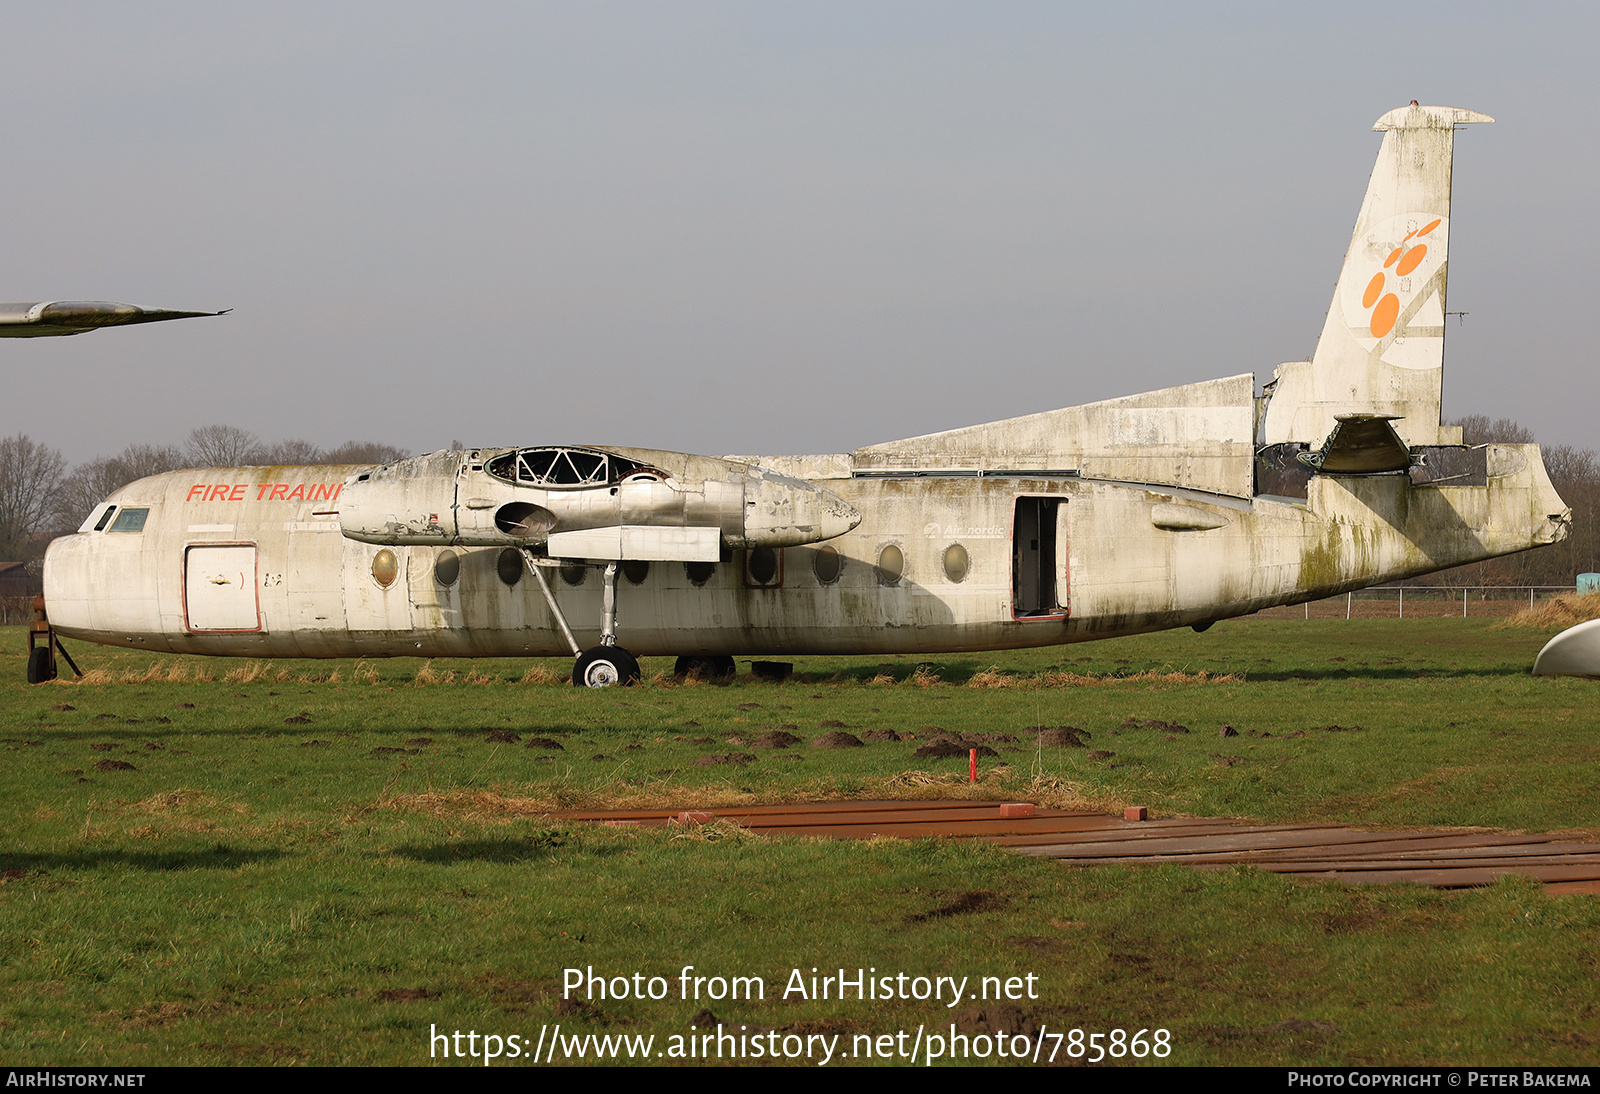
966,666 -> 1241,688
223,662 -> 271,684
668,817 -> 764,843
64,663 -> 218,685
866,769 -> 1117,812
518,665 -> 565,685
125,789 -> 217,814
1499,592 -> 1600,630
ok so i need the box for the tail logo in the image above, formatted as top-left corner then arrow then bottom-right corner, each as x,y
1341,213 -> 1448,369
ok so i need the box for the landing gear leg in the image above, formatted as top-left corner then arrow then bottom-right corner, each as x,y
572,561 -> 639,688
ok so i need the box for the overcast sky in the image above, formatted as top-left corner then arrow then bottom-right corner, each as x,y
3,2 -> 1596,463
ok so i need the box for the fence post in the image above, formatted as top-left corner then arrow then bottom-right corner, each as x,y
1463,587 -> 1468,618
1347,592 -> 1352,620
1399,586 -> 1404,620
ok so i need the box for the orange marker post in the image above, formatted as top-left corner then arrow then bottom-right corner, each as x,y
969,748 -> 977,784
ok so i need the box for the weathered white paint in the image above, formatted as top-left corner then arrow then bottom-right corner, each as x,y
35,105 -> 1574,670
1264,104 -> 1493,448
1533,619 -> 1600,678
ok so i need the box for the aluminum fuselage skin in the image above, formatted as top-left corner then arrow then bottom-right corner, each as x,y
41,444 -> 1567,660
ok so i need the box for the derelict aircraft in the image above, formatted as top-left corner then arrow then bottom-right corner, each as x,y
32,104 -> 1570,686
0,301 -> 228,337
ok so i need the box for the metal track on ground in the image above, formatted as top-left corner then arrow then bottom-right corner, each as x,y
555,800 -> 1600,890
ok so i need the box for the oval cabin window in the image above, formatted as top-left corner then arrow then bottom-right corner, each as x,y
876,544 -> 904,586
943,543 -> 969,583
434,549 -> 460,587
813,545 -> 842,585
371,549 -> 400,588
496,548 -> 523,586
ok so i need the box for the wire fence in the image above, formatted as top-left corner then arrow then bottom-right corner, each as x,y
1252,586 -> 1578,620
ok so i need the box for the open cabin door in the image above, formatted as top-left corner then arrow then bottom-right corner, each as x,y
184,545 -> 262,633
1012,497 -> 1068,619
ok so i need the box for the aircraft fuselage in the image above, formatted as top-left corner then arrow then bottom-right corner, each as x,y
40,445 -> 1566,660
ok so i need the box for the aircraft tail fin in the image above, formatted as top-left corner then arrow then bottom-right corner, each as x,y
1261,104 -> 1492,448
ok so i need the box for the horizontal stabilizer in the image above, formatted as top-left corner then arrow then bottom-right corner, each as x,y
1300,415 -> 1411,474
547,525 -> 721,562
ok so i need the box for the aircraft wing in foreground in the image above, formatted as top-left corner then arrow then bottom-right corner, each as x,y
0,300 -> 229,337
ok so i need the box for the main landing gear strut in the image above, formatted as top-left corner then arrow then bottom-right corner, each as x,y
520,550 -> 641,688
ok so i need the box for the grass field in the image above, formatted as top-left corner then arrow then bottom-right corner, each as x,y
2,617 -> 1598,1067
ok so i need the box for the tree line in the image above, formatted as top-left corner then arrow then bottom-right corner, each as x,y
0,425 -> 406,561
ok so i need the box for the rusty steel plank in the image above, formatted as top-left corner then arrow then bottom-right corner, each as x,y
1036,837 -> 1600,865
554,800 -> 1600,891
1005,827 -> 1427,857
990,823 -> 1348,849
1153,833 -> 1589,861
556,799 -> 1086,821
1080,854 -> 1600,872
734,808 -> 1103,829
1246,864 -> 1600,887
735,818 -> 1131,839
1546,879 -> 1600,895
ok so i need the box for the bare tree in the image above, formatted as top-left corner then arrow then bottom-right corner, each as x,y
260,438 -> 325,465
55,444 -> 187,530
0,435 -> 68,559
322,441 -> 408,465
186,425 -> 265,466
1450,415 -> 1537,445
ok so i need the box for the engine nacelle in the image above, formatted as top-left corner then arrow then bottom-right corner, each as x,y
336,446 -> 859,561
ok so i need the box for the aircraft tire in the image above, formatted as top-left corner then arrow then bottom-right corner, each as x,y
26,646 -> 55,684
673,655 -> 736,681
574,646 -> 641,688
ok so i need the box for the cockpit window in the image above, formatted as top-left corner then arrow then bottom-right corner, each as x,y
108,508 -> 149,533
92,506 -> 118,532
485,447 -> 649,488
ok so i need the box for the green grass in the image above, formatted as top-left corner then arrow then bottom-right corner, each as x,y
2,618 -> 1598,1066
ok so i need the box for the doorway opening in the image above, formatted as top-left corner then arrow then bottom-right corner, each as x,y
1012,497 -> 1064,618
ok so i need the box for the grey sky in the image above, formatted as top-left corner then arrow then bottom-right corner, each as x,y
3,2 -> 1596,463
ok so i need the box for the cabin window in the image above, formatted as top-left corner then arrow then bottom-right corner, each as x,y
434,549 -> 460,587
560,562 -> 587,587
685,560 -> 716,586
943,543 -> 970,583
876,544 -> 904,586
92,506 -> 118,532
371,549 -> 400,588
622,560 -> 650,585
496,548 -> 523,586
745,547 -> 781,587
813,545 -> 842,585
107,508 -> 149,534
